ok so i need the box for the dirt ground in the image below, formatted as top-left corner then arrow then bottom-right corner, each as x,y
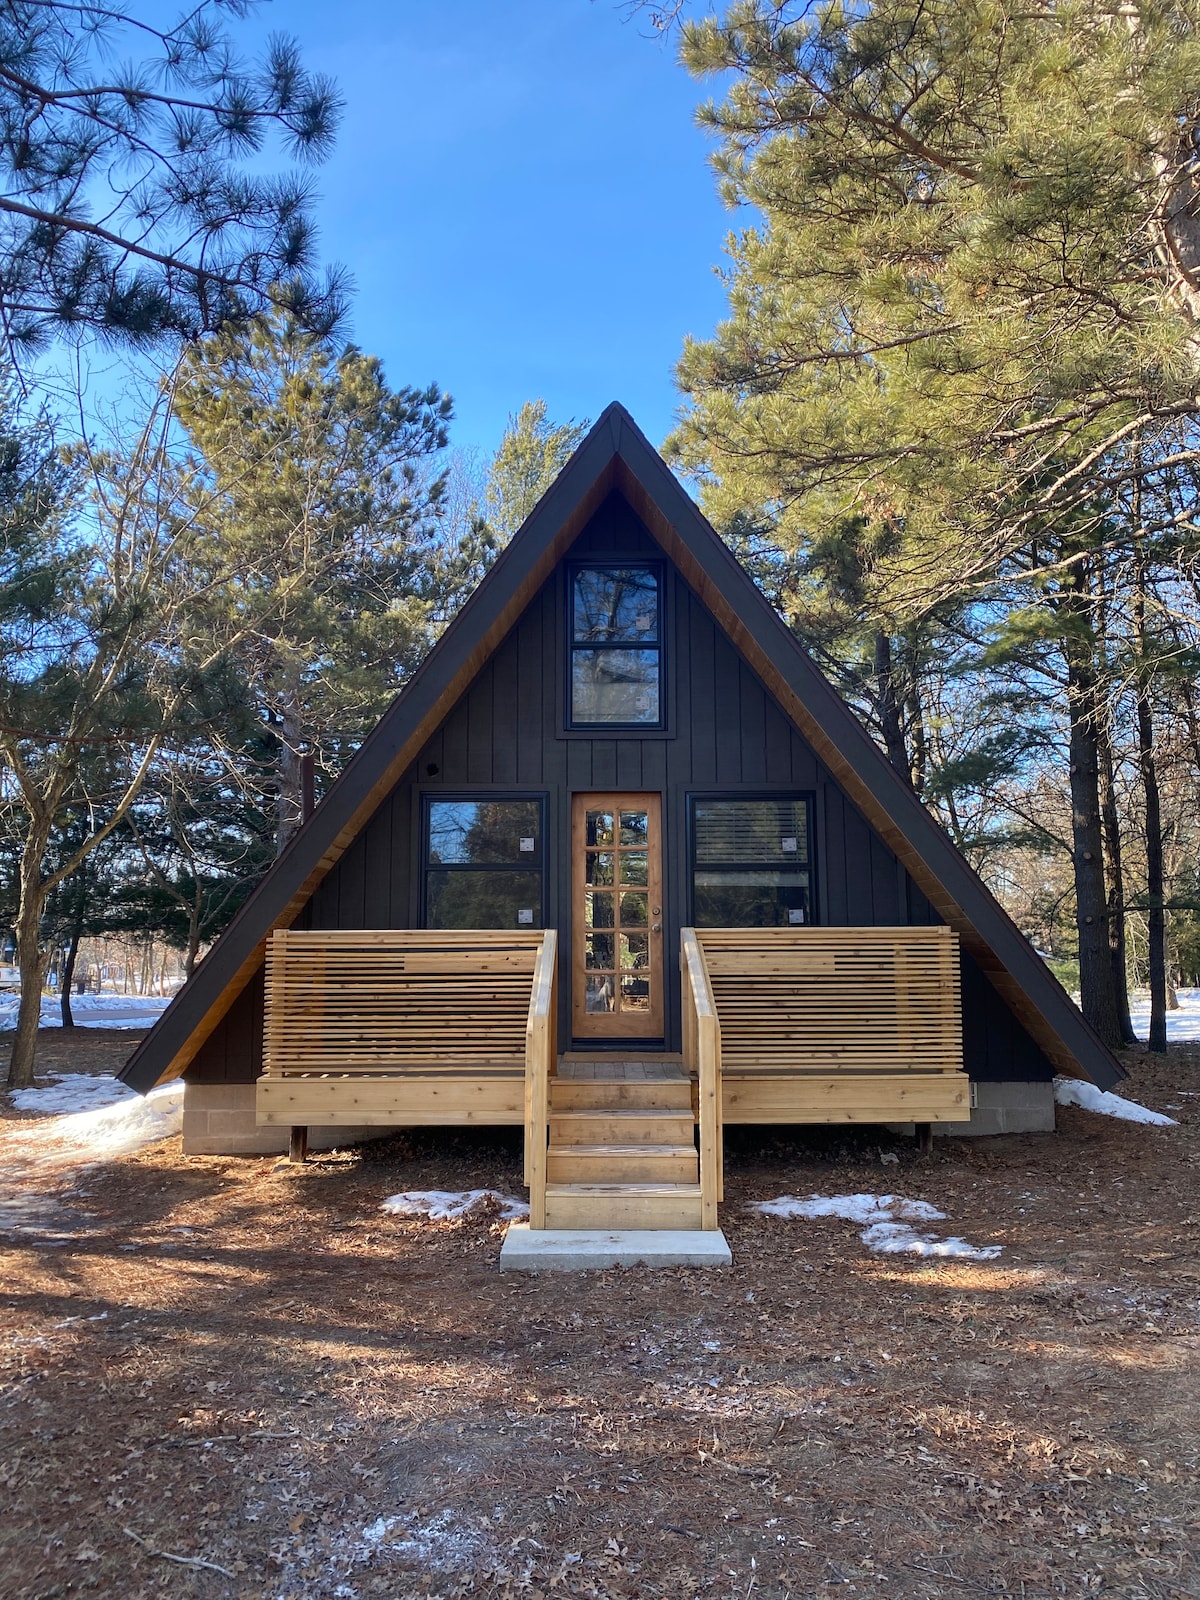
2,1033 -> 1198,1600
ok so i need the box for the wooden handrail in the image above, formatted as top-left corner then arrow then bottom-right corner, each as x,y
524,928 -> 557,1229
681,928 -> 722,1228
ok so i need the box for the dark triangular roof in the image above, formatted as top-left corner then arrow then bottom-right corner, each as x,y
121,403 -> 1123,1093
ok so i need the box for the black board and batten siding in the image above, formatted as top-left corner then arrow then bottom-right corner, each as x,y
185,493 -> 1054,1086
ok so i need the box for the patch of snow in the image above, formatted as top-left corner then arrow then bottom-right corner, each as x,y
749,1192 -> 1001,1262
1128,986 -> 1200,1043
753,1192 -> 944,1225
861,1221 -> 1002,1259
14,1076 -> 184,1159
274,1506 -> 492,1600
381,1188 -> 529,1222
0,992 -> 170,1031
11,1074 -> 133,1115
1054,1078 -> 1177,1126
1,1074 -> 183,1240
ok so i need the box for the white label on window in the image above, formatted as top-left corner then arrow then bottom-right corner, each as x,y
517,908 -> 534,925
788,909 -> 806,925
781,837 -> 798,853
519,837 -> 535,852
635,613 -> 652,631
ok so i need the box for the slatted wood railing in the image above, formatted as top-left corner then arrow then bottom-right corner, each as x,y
681,928 -> 722,1227
257,928 -> 553,1129
686,927 -> 968,1125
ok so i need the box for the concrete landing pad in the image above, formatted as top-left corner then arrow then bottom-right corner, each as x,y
499,1224 -> 732,1272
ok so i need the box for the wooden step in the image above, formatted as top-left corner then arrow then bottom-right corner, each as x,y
549,1079 -> 693,1113
543,1182 -> 704,1231
547,1143 -> 699,1184
549,1109 -> 695,1146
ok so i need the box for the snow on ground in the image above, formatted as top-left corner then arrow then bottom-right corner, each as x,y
1054,1077 -> 1177,1126
1128,987 -> 1200,1044
272,1506 -> 495,1600
381,1189 -> 529,1222
0,992 -> 172,1031
749,1192 -> 1002,1261
10,1074 -> 133,1115
1,1073 -> 183,1239
7,1074 -> 183,1162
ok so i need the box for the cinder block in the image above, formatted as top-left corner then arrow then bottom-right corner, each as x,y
889,1080 -> 1055,1138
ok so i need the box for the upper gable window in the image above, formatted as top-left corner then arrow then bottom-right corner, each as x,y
569,565 -> 663,727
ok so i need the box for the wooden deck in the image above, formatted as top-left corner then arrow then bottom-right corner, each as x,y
256,925 -> 971,1231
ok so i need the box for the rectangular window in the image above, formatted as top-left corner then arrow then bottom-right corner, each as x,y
569,565 -> 663,727
690,796 -> 813,927
423,797 -> 544,929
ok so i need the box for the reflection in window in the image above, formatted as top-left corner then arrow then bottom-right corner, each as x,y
691,797 -> 812,927
569,566 -> 662,726
424,798 -> 543,928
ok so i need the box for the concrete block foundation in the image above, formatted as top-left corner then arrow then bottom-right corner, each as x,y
890,1079 -> 1056,1139
182,1081 -> 391,1156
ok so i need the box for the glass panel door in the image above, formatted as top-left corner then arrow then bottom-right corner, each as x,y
571,793 -> 664,1039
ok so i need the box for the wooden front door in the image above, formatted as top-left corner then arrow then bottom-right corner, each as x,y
571,793 -> 664,1039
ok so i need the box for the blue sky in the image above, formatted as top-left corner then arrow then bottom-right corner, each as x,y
253,0 -> 734,458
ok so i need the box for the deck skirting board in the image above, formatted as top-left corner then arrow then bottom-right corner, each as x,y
255,1074 -> 525,1126
721,1073 -> 968,1123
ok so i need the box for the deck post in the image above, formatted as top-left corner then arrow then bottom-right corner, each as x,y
289,1125 -> 309,1163
681,929 -> 723,1230
524,929 -> 556,1229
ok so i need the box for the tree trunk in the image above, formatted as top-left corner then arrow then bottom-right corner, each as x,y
1136,687 -> 1167,1052
1133,548 -> 1167,1054
1063,624 -> 1124,1050
186,911 -> 202,980
873,631 -> 912,785
7,847 -> 50,1088
275,694 -> 305,855
1097,718 -> 1136,1044
60,926 -> 81,1028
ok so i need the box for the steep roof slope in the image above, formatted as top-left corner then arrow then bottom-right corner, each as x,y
120,404 -> 1123,1093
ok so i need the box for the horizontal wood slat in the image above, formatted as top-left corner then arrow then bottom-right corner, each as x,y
691,926 -> 967,1122
261,928 -> 548,1082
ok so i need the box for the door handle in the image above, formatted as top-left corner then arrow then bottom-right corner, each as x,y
651,923 -> 661,933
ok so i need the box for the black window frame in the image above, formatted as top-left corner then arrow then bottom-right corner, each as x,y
420,792 -> 547,930
686,791 -> 818,928
565,560 -> 666,732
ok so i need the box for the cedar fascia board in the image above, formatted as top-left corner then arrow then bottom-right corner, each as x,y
118,440 -> 618,1092
611,427 -> 1124,1091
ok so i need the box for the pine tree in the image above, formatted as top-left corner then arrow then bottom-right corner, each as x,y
0,1 -> 344,351
175,312 -> 453,851
667,0 -> 1200,584
486,401 -> 589,542
655,0 -> 1200,1049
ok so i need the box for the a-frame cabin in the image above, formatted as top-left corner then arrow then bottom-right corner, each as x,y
121,404 -> 1123,1234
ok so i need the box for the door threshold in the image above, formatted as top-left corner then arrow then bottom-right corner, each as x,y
563,1045 -> 680,1060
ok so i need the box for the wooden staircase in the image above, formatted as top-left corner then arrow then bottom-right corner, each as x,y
543,1068 -> 703,1230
